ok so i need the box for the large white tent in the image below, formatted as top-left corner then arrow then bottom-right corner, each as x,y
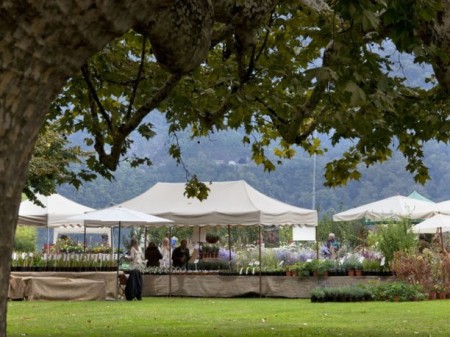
333,195 -> 434,222
119,180 -> 318,226
419,200 -> 450,217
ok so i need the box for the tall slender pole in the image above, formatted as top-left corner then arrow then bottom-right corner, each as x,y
259,225 -> 262,298
144,228 -> 147,251
312,135 -> 317,210
228,225 -> 232,261
46,227 -> 50,254
83,226 -> 87,254
312,131 -> 317,258
116,222 -> 122,300
168,226 -> 172,297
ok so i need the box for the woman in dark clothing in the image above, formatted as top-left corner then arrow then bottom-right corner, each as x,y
172,239 -> 190,269
145,242 -> 163,267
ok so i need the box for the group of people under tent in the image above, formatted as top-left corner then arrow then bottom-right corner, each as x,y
125,236 -> 191,270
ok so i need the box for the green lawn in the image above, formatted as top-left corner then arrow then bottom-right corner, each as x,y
7,298 -> 450,337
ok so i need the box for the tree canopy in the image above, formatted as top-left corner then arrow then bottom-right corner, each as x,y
48,0 -> 450,200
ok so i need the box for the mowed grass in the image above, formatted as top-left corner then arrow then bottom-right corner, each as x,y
7,298 -> 450,337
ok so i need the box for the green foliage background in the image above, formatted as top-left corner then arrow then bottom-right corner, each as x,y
14,227 -> 36,252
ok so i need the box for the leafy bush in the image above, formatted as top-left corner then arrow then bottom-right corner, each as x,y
392,249 -> 450,293
374,221 -> 417,269
14,226 -> 37,252
362,258 -> 381,272
310,285 -> 372,302
372,281 -> 426,302
343,254 -> 363,270
311,282 -> 425,303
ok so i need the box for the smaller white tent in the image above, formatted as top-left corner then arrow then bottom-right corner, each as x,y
411,214 -> 450,234
68,205 -> 173,227
119,180 -> 318,226
333,195 -> 434,222
18,193 -> 95,227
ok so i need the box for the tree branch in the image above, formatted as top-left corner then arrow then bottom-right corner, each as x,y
122,73 -> 182,134
81,63 -> 112,131
127,35 -> 147,119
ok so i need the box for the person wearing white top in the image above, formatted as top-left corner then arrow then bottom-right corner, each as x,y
160,237 -> 171,268
128,238 -> 145,268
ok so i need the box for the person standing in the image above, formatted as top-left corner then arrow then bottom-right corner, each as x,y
145,241 -> 163,267
127,238 -> 144,268
172,239 -> 190,269
160,237 -> 171,268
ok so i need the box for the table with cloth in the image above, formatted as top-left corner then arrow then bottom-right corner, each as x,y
142,274 -> 395,298
9,272 -> 117,301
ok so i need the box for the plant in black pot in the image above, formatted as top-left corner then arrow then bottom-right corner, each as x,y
206,233 -> 220,244
310,287 -> 325,303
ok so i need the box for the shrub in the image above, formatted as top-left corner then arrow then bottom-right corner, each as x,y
362,258 -> 381,273
14,226 -> 37,252
310,287 -> 325,302
373,281 -> 426,302
391,249 -> 450,294
343,254 -> 363,271
391,250 -> 432,291
310,285 -> 373,302
375,221 -> 417,269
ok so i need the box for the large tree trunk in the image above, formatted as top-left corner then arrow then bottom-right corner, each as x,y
0,2 -> 163,335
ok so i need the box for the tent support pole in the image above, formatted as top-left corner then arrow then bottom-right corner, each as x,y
144,228 -> 147,251
259,225 -> 262,298
83,226 -> 87,254
169,226 -> 172,297
228,225 -> 232,262
47,227 -> 50,255
116,222 -> 122,300
110,228 -> 114,261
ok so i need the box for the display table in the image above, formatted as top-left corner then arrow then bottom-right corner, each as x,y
9,272 -> 118,301
142,274 -> 395,298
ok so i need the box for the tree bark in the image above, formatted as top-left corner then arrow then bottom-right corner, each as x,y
0,1 -> 164,335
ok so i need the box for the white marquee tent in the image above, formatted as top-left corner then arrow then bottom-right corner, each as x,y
332,195 -> 434,222
119,180 -> 318,227
120,180 -> 318,297
411,214 -> 450,234
18,193 -> 95,227
18,193 -> 110,248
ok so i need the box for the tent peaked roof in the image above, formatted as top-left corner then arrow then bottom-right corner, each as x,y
120,180 -> 317,226
333,195 -> 433,222
18,193 -> 95,227
408,191 -> 434,203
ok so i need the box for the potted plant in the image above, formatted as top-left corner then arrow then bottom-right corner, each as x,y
310,259 -> 333,277
363,258 -> 381,276
343,255 -> 362,276
296,261 -> 311,278
310,287 -> 325,303
206,233 -> 220,244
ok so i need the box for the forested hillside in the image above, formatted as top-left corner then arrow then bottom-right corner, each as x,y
58,112 -> 450,219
